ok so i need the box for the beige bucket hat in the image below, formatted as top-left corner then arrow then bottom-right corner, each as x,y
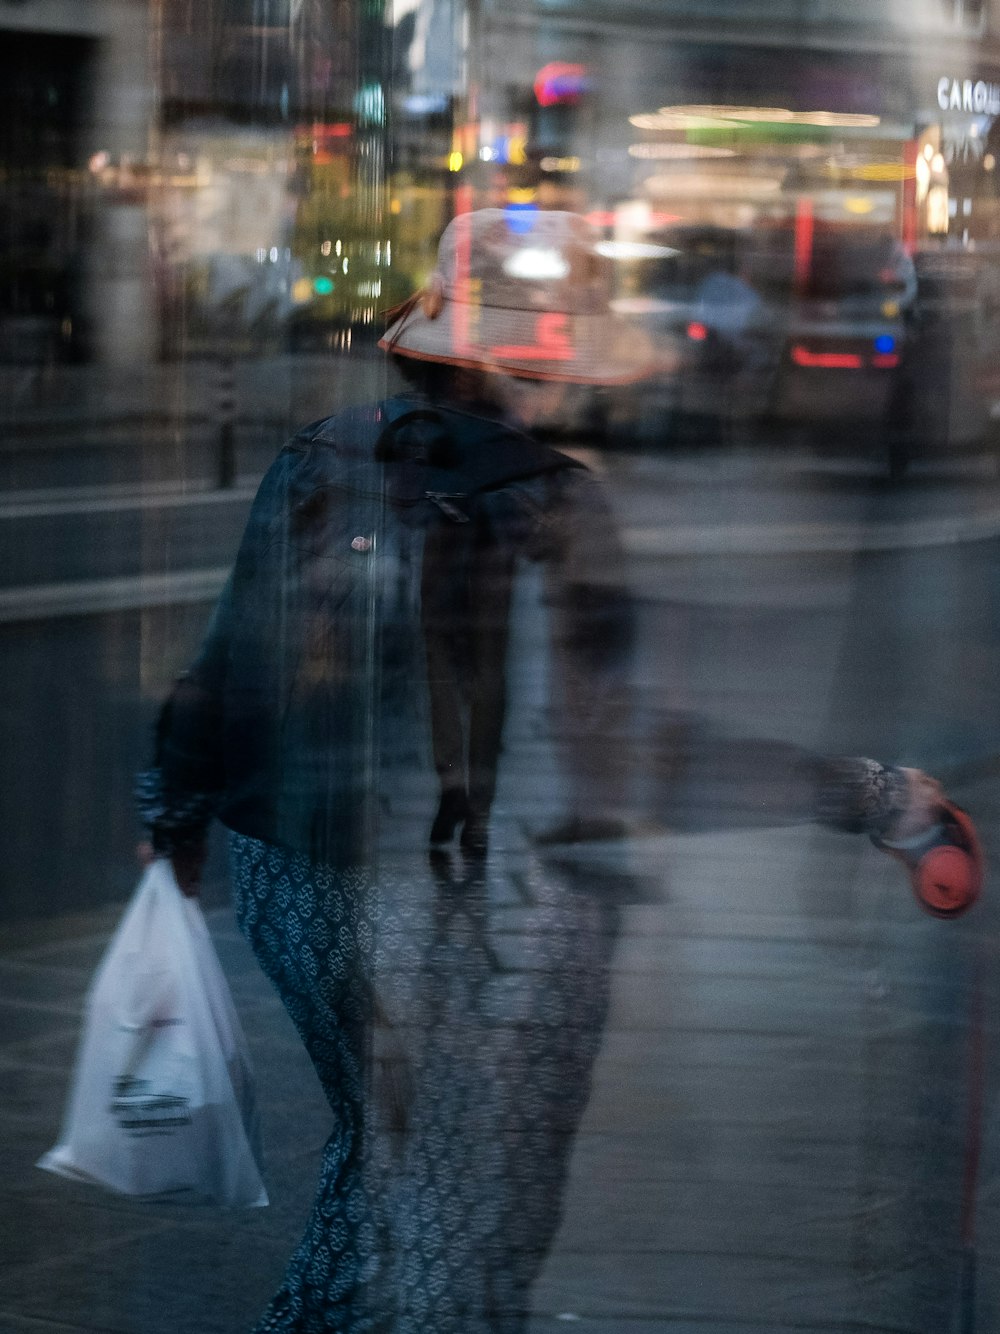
380,208 -> 657,385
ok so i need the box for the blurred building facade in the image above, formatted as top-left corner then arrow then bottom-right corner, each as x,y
470,0 -> 1000,243
4,0 -> 1000,365
0,0 -> 152,365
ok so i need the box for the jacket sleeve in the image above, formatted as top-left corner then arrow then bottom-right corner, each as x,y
134,573 -> 235,855
135,435 -> 311,855
809,755 -> 909,837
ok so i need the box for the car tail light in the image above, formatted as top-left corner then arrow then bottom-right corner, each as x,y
686,321 -> 708,341
790,340 -> 901,370
791,345 -> 863,369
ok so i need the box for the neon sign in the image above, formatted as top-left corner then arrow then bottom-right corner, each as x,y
937,77 -> 1000,114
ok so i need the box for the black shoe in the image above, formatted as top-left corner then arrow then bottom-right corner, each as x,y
430,788 -> 469,845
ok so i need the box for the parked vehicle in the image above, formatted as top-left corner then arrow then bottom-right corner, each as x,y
606,226 -> 779,438
602,223 -> 1000,474
758,230 -> 916,428
893,248 -> 1000,471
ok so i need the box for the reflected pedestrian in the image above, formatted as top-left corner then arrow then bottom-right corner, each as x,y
137,208 -> 654,1331
136,208 -> 967,1333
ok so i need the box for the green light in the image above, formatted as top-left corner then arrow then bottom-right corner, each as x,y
313,276 -> 334,295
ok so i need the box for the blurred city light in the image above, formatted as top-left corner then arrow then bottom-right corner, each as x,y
533,62 -> 590,107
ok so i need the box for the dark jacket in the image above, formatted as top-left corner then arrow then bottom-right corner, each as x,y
138,396 -> 634,866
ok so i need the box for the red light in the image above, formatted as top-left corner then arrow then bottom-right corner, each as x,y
583,210 -> 682,229
872,353 -> 900,368
791,345 -> 862,369
491,312 -> 574,362
794,197 -> 814,293
687,321 -> 709,341
534,62 -> 589,108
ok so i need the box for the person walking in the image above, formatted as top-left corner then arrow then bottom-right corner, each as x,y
137,208 -> 954,1332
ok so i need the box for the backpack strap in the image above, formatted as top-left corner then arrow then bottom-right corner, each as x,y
374,408 -> 458,468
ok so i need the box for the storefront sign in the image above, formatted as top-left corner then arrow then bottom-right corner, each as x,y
937,76 -> 1000,114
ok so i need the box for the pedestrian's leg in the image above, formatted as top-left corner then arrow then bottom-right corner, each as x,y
422,521 -> 472,839
465,541 -> 515,848
231,835 -> 386,1332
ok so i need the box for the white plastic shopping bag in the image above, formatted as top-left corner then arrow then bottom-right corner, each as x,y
38,860 -> 268,1207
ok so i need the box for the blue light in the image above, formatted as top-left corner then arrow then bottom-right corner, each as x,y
504,203 -> 538,235
874,334 -> 895,353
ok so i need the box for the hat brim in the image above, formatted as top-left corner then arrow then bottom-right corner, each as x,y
379,297 -> 660,385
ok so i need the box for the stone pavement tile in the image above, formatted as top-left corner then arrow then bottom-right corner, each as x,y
530,1250 -> 954,1330
611,926 -> 975,998
0,1185 -> 173,1273
594,1029 -> 844,1074
589,1044 -> 964,1129
529,1322 -> 859,1333
0,1102 -> 66,1187
3,1062 -> 77,1128
0,961 -> 90,1011
0,905 -> 123,956
603,968 -> 968,1041
618,898 -> 923,949
577,1077 -> 860,1140
631,828 -> 923,927
202,929 -> 266,983
0,1001 -> 79,1050
0,1030 -> 79,1073
0,1216 -> 286,1334
4,935 -> 113,975
552,1177 -> 851,1264
566,1125 -> 964,1199
612,932 -> 856,981
0,1314 -> 110,1333
552,1175 -> 961,1274
964,1259 -> 1000,1334
251,1089 -> 333,1179
568,1127 -> 849,1188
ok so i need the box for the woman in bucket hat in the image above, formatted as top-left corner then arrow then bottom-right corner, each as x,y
380,207 -> 655,385
137,208 -> 972,1332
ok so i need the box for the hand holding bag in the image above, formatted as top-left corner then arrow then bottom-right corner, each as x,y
38,860 -> 268,1207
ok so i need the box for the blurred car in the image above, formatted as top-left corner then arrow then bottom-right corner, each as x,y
602,225 -> 934,462
895,248 -> 1000,466
606,226 -> 780,438
604,223 -> 1000,475
759,231 -> 916,428
600,226 -> 997,477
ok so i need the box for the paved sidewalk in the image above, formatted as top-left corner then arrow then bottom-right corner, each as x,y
1,802 -> 998,1333
599,445 -> 1000,558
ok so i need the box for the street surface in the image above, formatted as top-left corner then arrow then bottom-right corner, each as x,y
2,356 -> 1000,1331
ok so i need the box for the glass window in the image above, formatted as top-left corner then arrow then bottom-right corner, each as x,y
3,2 -> 998,1331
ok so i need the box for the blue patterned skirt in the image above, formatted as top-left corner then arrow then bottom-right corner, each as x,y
231,832 -> 620,1334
